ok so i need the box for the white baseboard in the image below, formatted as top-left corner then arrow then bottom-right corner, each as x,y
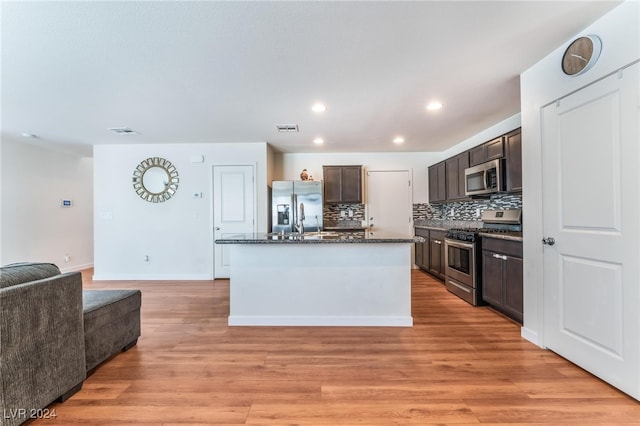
228,315 -> 413,327
521,326 -> 542,347
92,273 -> 213,281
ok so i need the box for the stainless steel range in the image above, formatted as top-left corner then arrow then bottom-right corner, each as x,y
444,209 -> 522,306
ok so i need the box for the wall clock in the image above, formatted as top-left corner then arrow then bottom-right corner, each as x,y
132,157 -> 179,203
562,35 -> 602,76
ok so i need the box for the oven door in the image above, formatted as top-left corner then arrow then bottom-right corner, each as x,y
444,238 -> 476,287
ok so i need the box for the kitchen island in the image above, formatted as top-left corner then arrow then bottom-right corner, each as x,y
215,232 -> 423,327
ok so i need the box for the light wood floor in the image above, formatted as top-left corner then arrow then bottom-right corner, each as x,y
38,269 -> 639,425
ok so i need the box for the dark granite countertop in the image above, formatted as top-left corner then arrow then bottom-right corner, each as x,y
414,224 -> 448,231
414,219 -> 523,242
479,231 -> 523,242
413,219 -> 482,231
323,220 -> 367,232
215,232 -> 423,244
324,226 -> 367,231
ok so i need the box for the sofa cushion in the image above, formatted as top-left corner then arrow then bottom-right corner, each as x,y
83,290 -> 141,333
0,262 -> 61,289
83,289 -> 141,372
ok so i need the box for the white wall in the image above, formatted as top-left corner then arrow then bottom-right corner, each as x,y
93,142 -> 269,280
520,0 -> 639,346
0,138 -> 94,272
0,138 -> 3,264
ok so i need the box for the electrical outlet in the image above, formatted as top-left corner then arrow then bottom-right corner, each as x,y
348,209 -> 353,217
340,211 -> 346,217
476,208 -> 481,217
64,255 -> 70,263
449,208 -> 455,217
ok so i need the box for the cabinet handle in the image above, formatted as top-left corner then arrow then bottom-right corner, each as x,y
493,253 -> 507,260
435,240 -> 442,245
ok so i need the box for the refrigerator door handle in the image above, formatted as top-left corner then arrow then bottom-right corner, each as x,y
292,194 -> 297,232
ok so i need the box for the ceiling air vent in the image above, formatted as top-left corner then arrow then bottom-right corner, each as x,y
276,124 -> 299,133
108,127 -> 140,135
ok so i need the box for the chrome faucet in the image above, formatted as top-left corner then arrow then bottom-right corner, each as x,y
315,215 -> 320,235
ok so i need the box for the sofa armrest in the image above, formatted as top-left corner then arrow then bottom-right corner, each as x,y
0,272 -> 86,422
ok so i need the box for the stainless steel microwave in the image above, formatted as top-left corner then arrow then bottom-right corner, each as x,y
464,159 -> 503,196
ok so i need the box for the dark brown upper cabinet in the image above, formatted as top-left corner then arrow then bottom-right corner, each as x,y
428,161 -> 446,203
445,151 -> 470,201
504,128 -> 522,192
323,165 -> 363,204
427,127 -> 521,201
469,136 -> 504,166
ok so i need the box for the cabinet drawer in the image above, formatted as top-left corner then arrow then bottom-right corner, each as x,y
415,228 -> 429,238
429,229 -> 446,241
482,237 -> 522,258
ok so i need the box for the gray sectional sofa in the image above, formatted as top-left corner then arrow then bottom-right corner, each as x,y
0,263 -> 141,426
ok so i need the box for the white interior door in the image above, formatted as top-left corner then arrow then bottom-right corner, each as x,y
213,165 -> 255,279
541,63 -> 639,400
366,170 -> 412,236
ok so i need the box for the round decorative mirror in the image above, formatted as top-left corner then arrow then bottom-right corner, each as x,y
132,157 -> 179,203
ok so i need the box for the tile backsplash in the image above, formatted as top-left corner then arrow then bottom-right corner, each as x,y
321,193 -> 521,227
413,193 -> 522,221
324,203 -> 366,222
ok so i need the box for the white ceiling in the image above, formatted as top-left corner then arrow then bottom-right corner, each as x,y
1,1 -> 621,156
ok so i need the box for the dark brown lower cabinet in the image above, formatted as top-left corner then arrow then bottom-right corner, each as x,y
414,228 -> 429,270
481,237 -> 523,323
414,228 -> 445,281
429,231 -> 446,281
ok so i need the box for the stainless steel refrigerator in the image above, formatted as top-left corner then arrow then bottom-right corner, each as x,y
271,181 -> 323,233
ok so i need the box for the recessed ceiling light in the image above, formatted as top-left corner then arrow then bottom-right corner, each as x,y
311,103 -> 327,113
393,137 -> 405,144
426,101 -> 443,111
313,137 -> 324,145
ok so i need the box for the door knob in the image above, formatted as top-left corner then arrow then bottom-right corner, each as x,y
215,227 -> 221,231
542,237 -> 555,246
